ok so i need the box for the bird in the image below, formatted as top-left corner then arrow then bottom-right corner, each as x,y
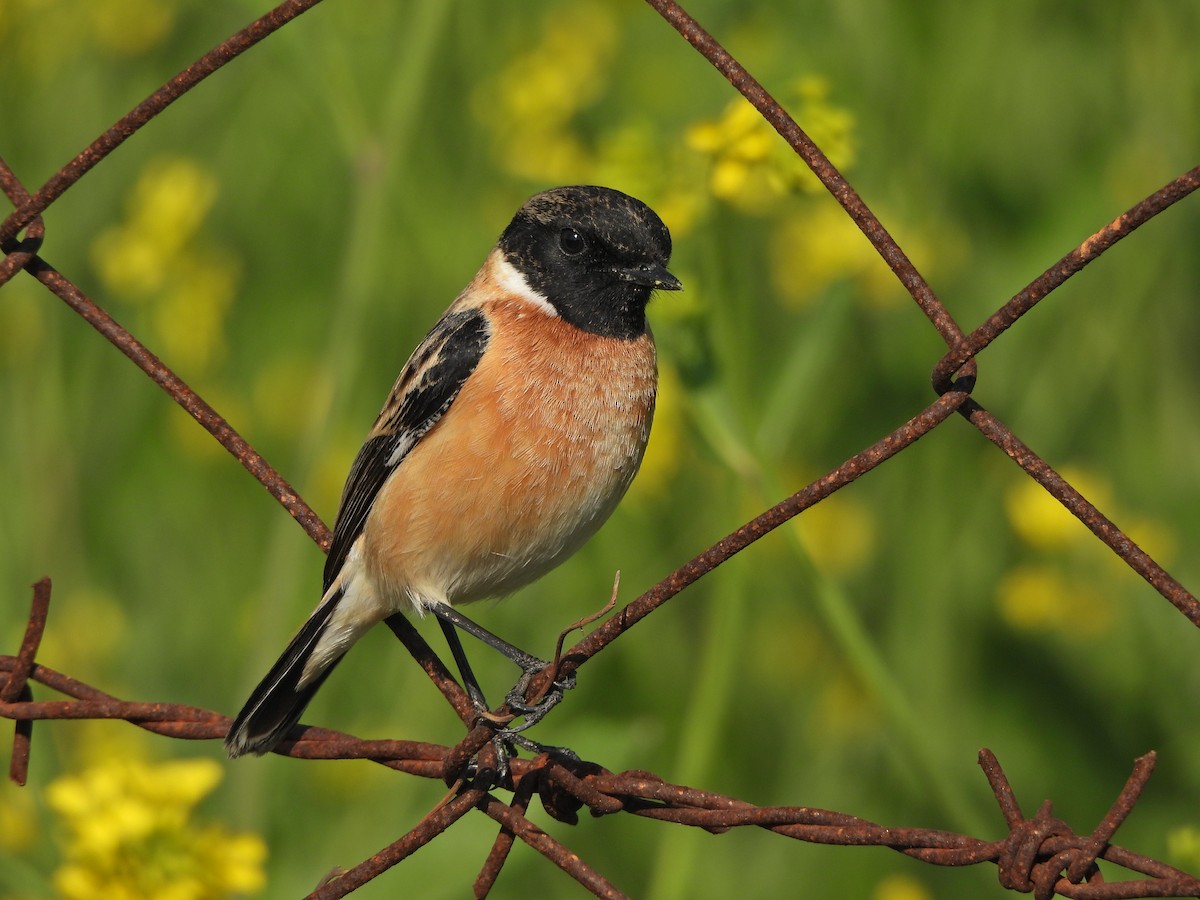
225,185 -> 681,758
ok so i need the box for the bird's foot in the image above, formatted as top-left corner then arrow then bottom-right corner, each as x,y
501,664 -> 577,733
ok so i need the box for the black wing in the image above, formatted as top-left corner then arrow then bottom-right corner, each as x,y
322,307 -> 490,592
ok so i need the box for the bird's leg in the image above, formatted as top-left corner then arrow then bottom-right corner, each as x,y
437,617 -> 523,783
435,617 -> 495,718
432,603 -> 545,671
499,572 -> 621,728
430,604 -> 575,733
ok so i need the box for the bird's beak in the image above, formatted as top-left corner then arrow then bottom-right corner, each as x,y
617,262 -> 683,292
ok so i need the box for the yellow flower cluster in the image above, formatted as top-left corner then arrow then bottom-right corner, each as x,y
793,492 -> 877,577
91,157 -> 240,375
770,202 -> 939,310
471,3 -> 619,185
1168,826 -> 1200,872
0,0 -> 173,73
996,564 -> 1110,635
46,757 -> 266,899
686,76 -> 855,214
1004,468 -> 1112,551
87,0 -> 174,56
470,1 -> 930,319
473,17 -> 862,238
872,873 -> 933,900
998,467 -> 1175,635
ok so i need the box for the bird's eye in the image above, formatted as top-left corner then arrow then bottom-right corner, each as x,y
558,228 -> 587,256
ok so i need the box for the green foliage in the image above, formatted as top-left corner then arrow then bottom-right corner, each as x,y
2,2 -> 1199,897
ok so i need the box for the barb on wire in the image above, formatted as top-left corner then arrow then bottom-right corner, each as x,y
6,589 -> 1200,899
2,0 -> 1199,895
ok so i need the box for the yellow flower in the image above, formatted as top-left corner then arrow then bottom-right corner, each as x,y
686,76 -> 856,214
1168,826 -> 1200,872
132,159 -> 219,242
873,873 -> 933,900
92,158 -> 221,300
814,670 -> 877,737
793,494 -> 876,576
1004,465 -> 1176,595
996,564 -> 1112,636
89,0 -> 174,57
91,225 -> 169,298
46,758 -> 266,899
472,3 -> 618,183
90,157 -> 239,376
150,249 -> 240,372
770,202 -> 900,309
1005,467 -> 1113,550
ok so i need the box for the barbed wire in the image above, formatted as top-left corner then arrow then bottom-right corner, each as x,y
5,582 -> 1200,899
2,0 -> 1198,897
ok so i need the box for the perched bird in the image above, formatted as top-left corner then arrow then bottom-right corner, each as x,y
226,185 -> 681,758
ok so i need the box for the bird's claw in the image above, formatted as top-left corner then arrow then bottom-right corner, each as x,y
462,725 -> 581,787
502,666 -> 576,731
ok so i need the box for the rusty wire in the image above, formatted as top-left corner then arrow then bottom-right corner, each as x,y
4,584 -> 1200,898
2,0 -> 1199,896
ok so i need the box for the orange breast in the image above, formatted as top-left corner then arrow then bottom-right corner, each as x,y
361,297 -> 657,611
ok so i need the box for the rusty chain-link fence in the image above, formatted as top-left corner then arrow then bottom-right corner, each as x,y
3,1 -> 1200,897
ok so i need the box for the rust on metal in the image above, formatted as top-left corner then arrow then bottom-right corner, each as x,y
2,0 -> 1198,895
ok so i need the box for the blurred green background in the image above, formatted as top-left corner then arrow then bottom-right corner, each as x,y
2,1 -> 1199,897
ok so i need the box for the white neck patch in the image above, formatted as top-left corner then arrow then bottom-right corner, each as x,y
493,253 -> 559,318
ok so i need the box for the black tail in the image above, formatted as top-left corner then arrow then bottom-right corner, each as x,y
225,589 -> 345,758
